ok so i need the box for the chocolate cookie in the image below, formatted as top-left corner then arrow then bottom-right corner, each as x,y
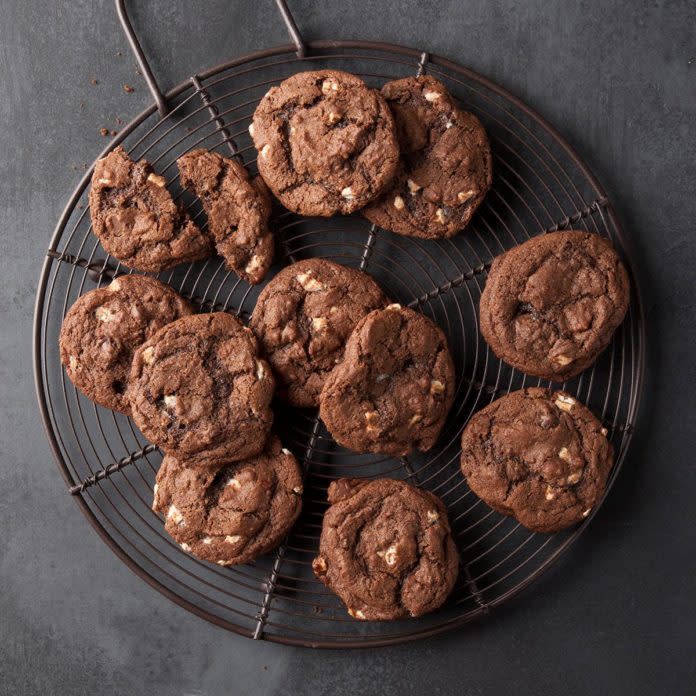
250,259 -> 387,407
250,70 -> 399,216
319,304 -> 455,456
89,147 -> 212,272
59,275 -> 191,413
153,435 -> 302,566
313,478 -> 459,620
480,231 -> 630,381
177,149 -> 274,284
363,75 -> 492,239
460,388 -> 613,533
128,312 -> 274,464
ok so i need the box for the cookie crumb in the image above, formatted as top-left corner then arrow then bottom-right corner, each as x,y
99,127 -> 109,137
123,84 -> 135,93
90,78 -> 98,85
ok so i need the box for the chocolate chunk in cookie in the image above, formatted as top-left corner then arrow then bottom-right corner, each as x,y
128,312 -> 274,464
313,478 -> 458,620
153,435 -> 302,566
319,304 -> 455,456
89,147 -> 212,272
59,275 -> 191,413
250,70 -> 399,217
479,231 -> 630,381
250,259 -> 387,407
460,388 -> 613,533
363,76 -> 492,239
177,149 -> 274,284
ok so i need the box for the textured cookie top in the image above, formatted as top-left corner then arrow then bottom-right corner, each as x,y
460,388 -> 614,533
153,435 -> 302,566
313,478 -> 459,621
319,305 -> 456,456
364,75 -> 492,239
480,231 -> 630,381
89,147 -> 212,272
128,312 -> 274,464
250,259 -> 387,407
250,70 -> 399,216
59,275 -> 192,414
177,149 -> 274,284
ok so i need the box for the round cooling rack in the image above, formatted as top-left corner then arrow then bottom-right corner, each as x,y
33,0 -> 645,647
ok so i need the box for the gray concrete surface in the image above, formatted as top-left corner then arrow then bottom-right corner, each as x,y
1,1 -> 695,694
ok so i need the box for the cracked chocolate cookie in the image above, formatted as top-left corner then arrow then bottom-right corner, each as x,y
128,312 -> 274,464
319,304 -> 455,456
59,275 -> 192,414
153,435 -> 302,566
364,75 -> 492,239
313,478 -> 459,620
250,259 -> 388,407
460,388 -> 613,533
177,149 -> 274,284
250,70 -> 399,217
89,146 -> 212,272
480,231 -> 630,381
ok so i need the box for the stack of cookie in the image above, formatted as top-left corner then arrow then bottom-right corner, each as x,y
59,67 -> 631,623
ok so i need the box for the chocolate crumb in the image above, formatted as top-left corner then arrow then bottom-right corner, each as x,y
111,130 -> 118,136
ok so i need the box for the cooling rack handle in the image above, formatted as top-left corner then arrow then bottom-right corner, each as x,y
115,0 -> 169,117
274,0 -> 307,57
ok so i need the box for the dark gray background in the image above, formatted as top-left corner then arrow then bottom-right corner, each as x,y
1,1 -> 694,694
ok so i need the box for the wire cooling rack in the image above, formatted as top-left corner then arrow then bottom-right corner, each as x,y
33,0 -> 645,647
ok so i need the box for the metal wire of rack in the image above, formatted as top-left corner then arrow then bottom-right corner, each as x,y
33,0 -> 645,647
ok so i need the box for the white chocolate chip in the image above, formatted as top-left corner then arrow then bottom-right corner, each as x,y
386,303 -> 402,310
167,505 -> 184,525
216,560 -> 231,566
141,346 -> 155,365
582,508 -> 592,518
435,208 -> 446,224
281,448 -> 292,455
95,306 -> 117,322
348,608 -> 366,620
378,544 -> 397,566
108,278 -> 121,291
554,354 -> 573,366
226,477 -> 241,491
68,355 -> 78,371
327,111 -> 341,125
545,486 -> 555,500
245,255 -> 263,274
376,373 -> 390,382
260,144 -> 271,158
202,537 -> 212,545
567,471 -> 582,485
393,195 -> 405,210
554,394 -> 576,412
296,271 -> 324,292
312,317 -> 327,331
256,360 -> 266,380
292,485 -> 303,495
322,78 -> 340,94
153,483 -> 158,497
163,395 -> 177,409
248,122 -> 255,138
147,172 -> 166,187
341,186 -> 354,200
457,190 -> 476,203
225,535 -> 242,545
427,510 -> 440,524
409,414 -> 423,425
444,120 -> 454,129
558,446 -> 572,463
601,427 -> 609,437
407,178 -> 422,193
424,90 -> 442,102
312,556 -> 327,574
97,177 -> 112,185
430,379 -> 445,395
180,542 -> 191,552
365,411 -> 379,430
